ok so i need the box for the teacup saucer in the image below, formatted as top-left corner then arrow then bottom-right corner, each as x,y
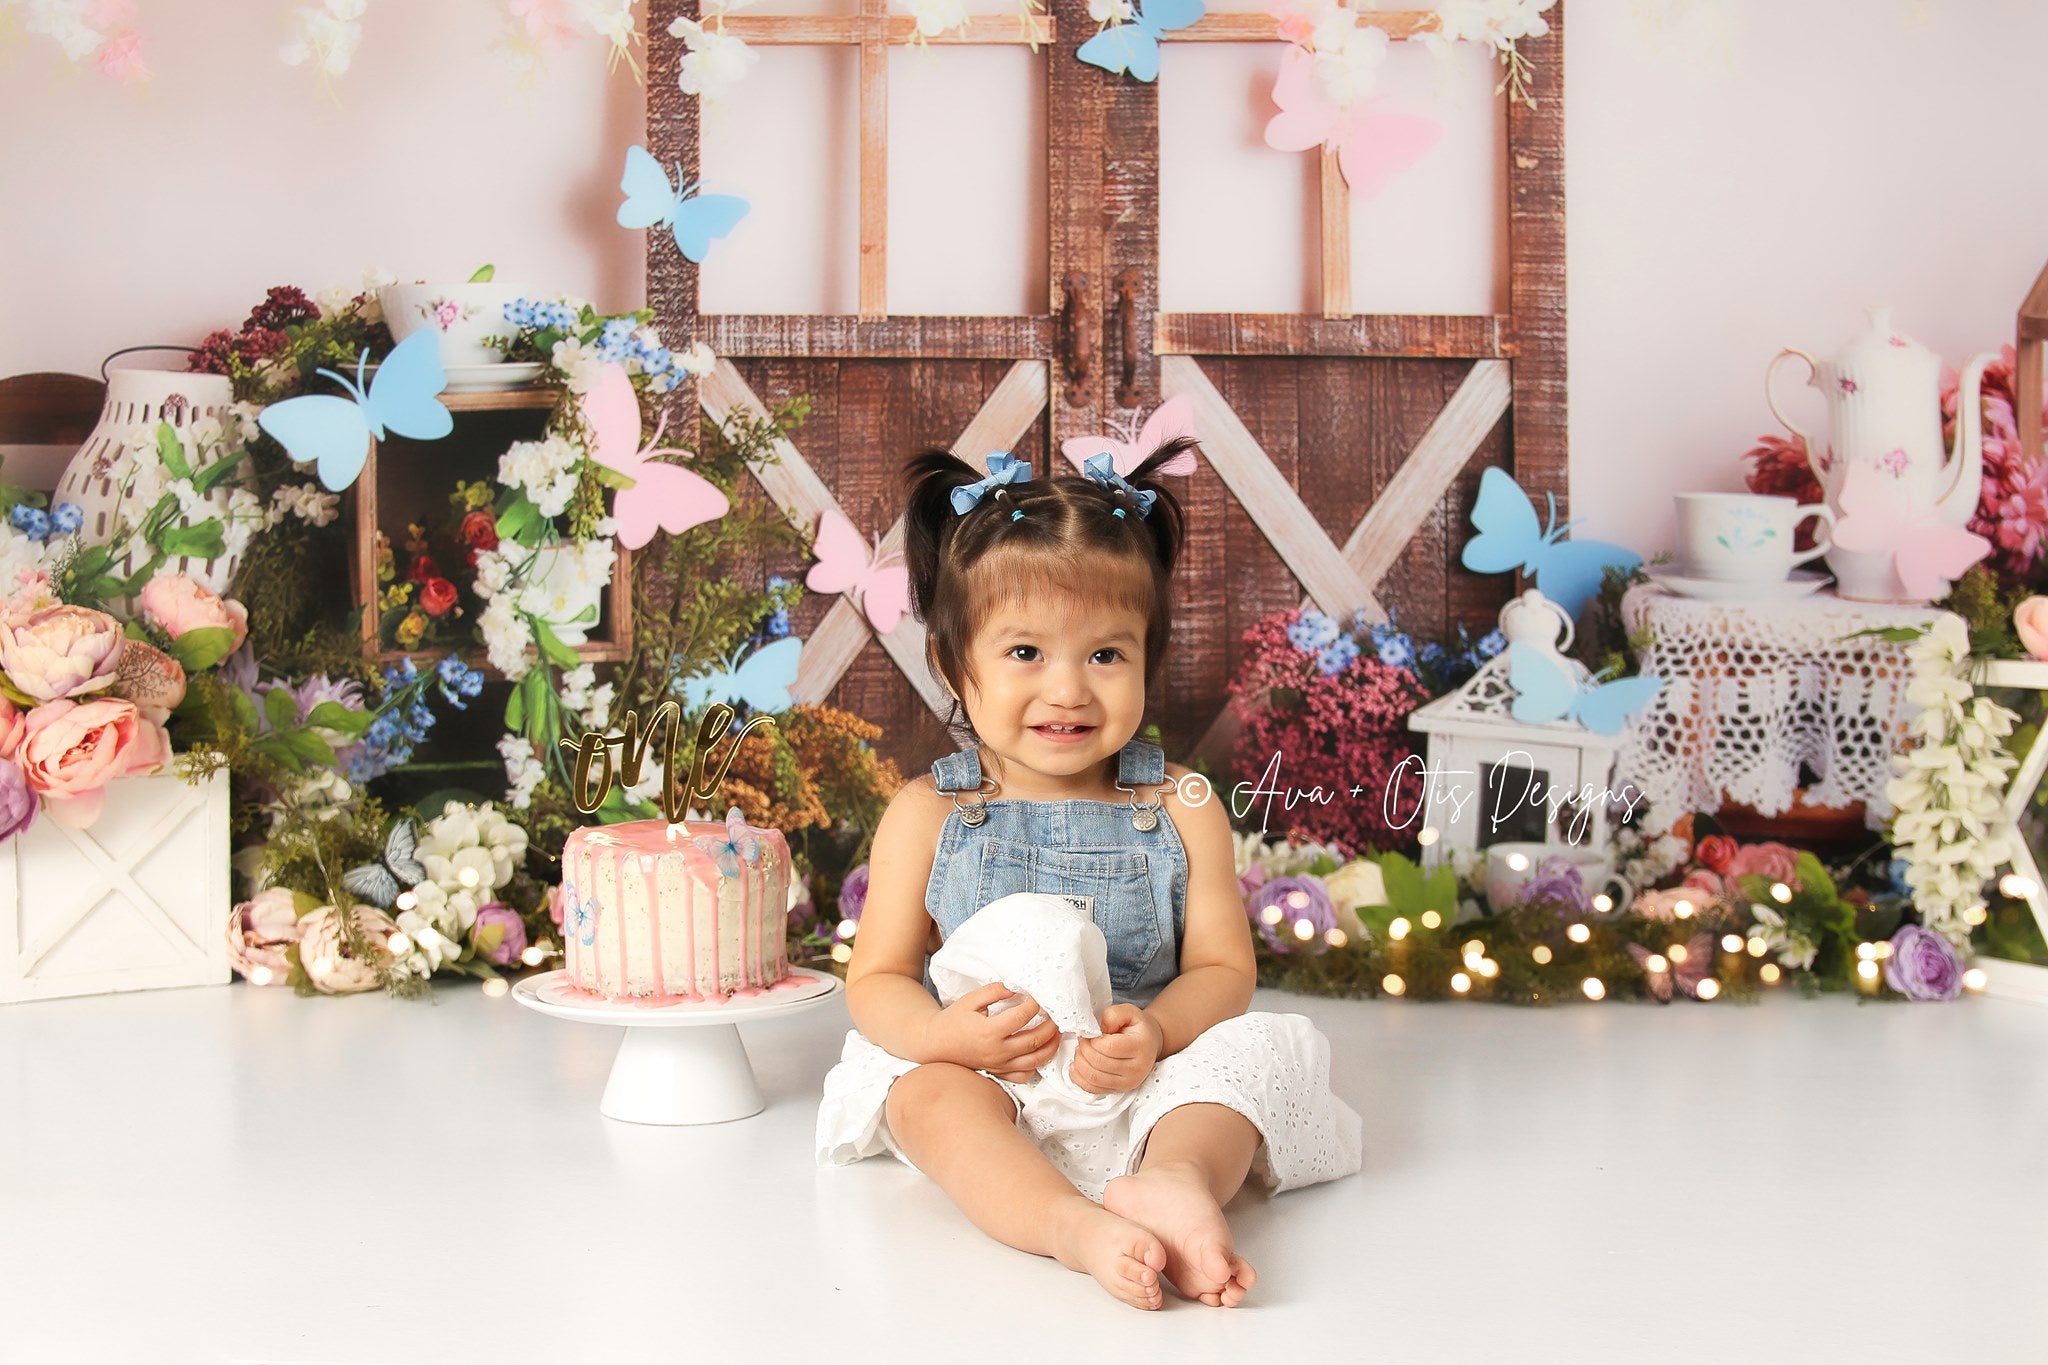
1647,568 -> 1831,602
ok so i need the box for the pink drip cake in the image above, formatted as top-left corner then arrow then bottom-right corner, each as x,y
559,815 -> 793,1001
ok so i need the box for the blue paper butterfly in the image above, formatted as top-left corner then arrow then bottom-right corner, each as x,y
617,144 -> 751,264
1460,468 -> 1642,618
257,329 -> 452,493
694,806 -> 762,877
1507,642 -> 1662,737
1076,0 -> 1206,83
563,880 -> 598,947
680,636 -> 803,715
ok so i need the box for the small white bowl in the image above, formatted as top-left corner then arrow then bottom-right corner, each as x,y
379,281 -> 528,367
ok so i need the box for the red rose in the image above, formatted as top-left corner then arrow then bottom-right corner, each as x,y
419,577 -> 458,618
1694,834 -> 1738,874
408,554 -> 439,584
460,510 -> 499,552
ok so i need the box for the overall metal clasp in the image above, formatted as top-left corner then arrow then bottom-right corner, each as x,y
950,777 -> 1000,827
1115,779 -> 1164,832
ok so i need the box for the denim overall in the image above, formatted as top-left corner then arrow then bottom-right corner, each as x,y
925,739 -> 1188,1007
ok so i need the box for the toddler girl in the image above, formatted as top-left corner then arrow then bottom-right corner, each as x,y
814,441 -> 1362,1310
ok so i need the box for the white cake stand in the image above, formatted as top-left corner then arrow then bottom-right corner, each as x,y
512,967 -> 842,1126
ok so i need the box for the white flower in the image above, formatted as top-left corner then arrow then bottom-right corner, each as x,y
472,548 -> 513,597
394,908 -> 461,970
498,433 -> 582,518
499,735 -> 546,811
413,801 -> 530,933
670,17 -> 759,100
1087,0 -> 1134,21
904,0 -> 969,39
677,341 -> 718,378
1312,24 -> 1389,108
281,0 -> 367,77
270,482 -> 341,528
480,594 -> 536,678
548,336 -> 607,394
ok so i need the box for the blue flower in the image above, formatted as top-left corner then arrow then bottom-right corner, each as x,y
1371,625 -> 1417,672
639,346 -> 675,377
1315,637 -> 1360,676
503,299 -> 538,330
1419,642 -> 1448,675
1286,609 -> 1340,654
597,318 -> 638,362
435,656 -> 484,709
50,503 -> 82,536
8,505 -> 50,541
1471,628 -> 1506,662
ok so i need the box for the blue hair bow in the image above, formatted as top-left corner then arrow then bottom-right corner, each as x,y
1082,453 -> 1156,518
950,452 -> 1033,515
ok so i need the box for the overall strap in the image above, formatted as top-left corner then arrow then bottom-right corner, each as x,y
1117,740 -> 1166,786
930,748 -> 985,794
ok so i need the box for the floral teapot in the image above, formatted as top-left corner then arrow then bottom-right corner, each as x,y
1767,306 -> 1992,518
1766,307 -> 1994,601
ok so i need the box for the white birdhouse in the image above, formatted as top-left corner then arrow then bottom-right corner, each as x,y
1405,590 -> 1627,867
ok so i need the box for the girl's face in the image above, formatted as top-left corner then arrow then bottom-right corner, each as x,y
956,592 -> 1148,797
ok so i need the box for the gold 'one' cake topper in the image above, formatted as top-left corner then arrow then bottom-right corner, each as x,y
559,702 -> 776,824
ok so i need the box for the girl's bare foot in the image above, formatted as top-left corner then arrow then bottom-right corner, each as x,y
1103,1161 -> 1257,1307
1048,1199 -> 1169,1310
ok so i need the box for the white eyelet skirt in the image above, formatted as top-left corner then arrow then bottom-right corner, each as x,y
815,893 -> 1363,1202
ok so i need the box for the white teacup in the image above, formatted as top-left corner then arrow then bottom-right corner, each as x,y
1674,492 -> 1834,582
379,281 -> 527,368
1484,842 -> 1633,915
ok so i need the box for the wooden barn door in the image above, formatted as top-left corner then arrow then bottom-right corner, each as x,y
644,0 -> 1566,778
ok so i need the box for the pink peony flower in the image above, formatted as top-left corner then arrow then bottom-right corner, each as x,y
1682,868 -> 1727,898
227,887 -> 308,985
2015,597 -> 2048,661
17,697 -> 170,827
470,902 -> 528,967
0,605 -> 126,702
296,904 -> 397,994
139,574 -> 249,651
0,570 -> 58,628
0,696 -> 24,761
1725,840 -> 1800,889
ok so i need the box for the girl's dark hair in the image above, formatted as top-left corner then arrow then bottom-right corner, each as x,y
902,440 -> 1193,733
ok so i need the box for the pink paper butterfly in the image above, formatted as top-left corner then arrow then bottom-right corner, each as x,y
1627,931 -> 1716,1003
1264,47 -> 1444,198
1060,394 -> 1200,478
807,510 -> 912,635
581,363 -> 730,550
1829,463 -> 1990,600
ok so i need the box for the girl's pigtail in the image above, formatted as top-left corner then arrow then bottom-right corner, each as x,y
902,449 -> 982,619
1126,437 -> 1193,576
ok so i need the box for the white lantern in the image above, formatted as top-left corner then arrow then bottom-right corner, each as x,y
1405,590 -> 1628,867
53,364 -> 247,599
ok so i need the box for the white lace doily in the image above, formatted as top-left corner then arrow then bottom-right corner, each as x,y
1616,585 -> 1957,829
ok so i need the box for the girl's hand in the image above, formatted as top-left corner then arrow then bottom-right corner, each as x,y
922,983 -> 1062,1082
1071,1004 -> 1164,1095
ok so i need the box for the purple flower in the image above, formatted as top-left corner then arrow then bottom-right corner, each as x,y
470,903 -> 528,967
838,863 -> 870,925
0,761 -> 37,843
1516,857 -> 1591,915
1247,874 -> 1336,955
1884,924 -> 1964,1001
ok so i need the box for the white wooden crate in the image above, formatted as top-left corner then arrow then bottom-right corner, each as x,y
0,767 -> 231,1003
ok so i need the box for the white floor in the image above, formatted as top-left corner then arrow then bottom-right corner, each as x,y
3,981 -> 2045,1365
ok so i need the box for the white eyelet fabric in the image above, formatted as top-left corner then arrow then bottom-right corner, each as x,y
816,893 -> 1363,1201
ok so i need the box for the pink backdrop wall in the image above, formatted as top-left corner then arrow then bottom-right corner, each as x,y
3,0 -> 2044,559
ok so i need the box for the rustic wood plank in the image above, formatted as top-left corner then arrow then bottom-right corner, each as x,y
1342,359 -> 1510,590
440,388 -> 560,412
1161,355 -> 1374,620
1504,2 -> 1568,507
1319,149 -> 1352,319
2021,259 -> 2048,463
1168,12 -> 1433,41
858,0 -> 889,320
696,315 -> 1054,358
0,371 -> 103,443
723,14 -> 1053,45
699,360 -> 955,718
1048,0 -> 1108,441
1155,313 -> 1507,358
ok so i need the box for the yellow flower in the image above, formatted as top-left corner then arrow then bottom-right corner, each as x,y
395,612 -> 428,649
